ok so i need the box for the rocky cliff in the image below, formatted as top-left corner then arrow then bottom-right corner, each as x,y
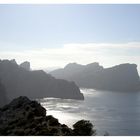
0,59 -> 84,101
0,96 -> 94,136
50,63 -> 140,92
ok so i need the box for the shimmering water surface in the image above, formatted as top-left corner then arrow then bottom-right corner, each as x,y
38,88 -> 140,136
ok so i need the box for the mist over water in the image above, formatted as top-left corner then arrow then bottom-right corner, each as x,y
39,88 -> 140,136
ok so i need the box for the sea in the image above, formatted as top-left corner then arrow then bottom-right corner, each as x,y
38,88 -> 140,136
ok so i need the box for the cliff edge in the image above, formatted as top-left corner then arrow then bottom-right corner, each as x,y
0,59 -> 84,101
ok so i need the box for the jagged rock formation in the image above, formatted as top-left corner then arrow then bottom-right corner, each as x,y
50,62 -> 140,92
20,61 -> 30,71
0,96 -> 94,136
0,81 -> 7,107
10,59 -> 17,64
0,59 -> 84,101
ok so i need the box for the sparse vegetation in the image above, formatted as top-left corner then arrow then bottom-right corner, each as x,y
0,96 -> 95,136
73,120 -> 96,136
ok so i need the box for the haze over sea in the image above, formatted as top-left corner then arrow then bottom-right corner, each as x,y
39,88 -> 140,136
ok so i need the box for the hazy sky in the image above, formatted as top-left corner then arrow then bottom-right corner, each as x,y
0,4 -> 140,73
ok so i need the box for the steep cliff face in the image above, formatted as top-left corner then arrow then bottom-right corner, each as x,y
0,81 -> 7,107
0,60 -> 84,100
50,63 -> 140,92
85,63 -> 140,92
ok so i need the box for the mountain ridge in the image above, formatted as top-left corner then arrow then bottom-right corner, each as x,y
50,62 -> 140,92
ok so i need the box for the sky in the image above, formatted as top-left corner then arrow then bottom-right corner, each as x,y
0,4 -> 140,73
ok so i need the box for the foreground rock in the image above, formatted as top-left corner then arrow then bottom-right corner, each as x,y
0,96 -> 94,136
0,59 -> 84,102
50,63 -> 140,92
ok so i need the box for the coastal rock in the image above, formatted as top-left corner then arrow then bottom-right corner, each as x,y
0,96 -> 94,136
50,63 -> 140,92
0,59 -> 84,100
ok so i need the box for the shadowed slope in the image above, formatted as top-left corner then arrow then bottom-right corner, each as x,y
0,59 -> 84,101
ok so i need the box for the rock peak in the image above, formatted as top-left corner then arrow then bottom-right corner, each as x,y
20,61 -> 30,71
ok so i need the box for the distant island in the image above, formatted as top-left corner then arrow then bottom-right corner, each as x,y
50,62 -> 140,92
0,59 -> 84,104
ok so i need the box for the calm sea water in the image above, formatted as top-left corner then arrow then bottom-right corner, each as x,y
38,88 -> 140,136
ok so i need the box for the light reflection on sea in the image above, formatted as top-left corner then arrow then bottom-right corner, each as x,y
38,88 -> 140,136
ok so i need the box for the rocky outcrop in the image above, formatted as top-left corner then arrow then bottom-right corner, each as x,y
0,59 -> 84,101
50,63 -> 140,92
0,81 -> 7,107
20,61 -> 30,71
0,96 -> 94,136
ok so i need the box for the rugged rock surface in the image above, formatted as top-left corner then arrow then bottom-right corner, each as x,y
0,59 -> 84,101
50,63 -> 140,92
20,61 -> 30,71
0,96 -> 94,136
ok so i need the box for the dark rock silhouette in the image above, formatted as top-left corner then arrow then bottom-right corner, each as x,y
0,81 -> 7,107
73,120 -> 96,136
0,59 -> 84,101
0,96 -> 94,136
20,61 -> 30,71
50,62 -> 140,92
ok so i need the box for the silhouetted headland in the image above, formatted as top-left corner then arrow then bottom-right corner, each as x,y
0,59 -> 84,102
50,62 -> 140,92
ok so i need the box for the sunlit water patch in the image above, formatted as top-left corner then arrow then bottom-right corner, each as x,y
38,88 -> 140,136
